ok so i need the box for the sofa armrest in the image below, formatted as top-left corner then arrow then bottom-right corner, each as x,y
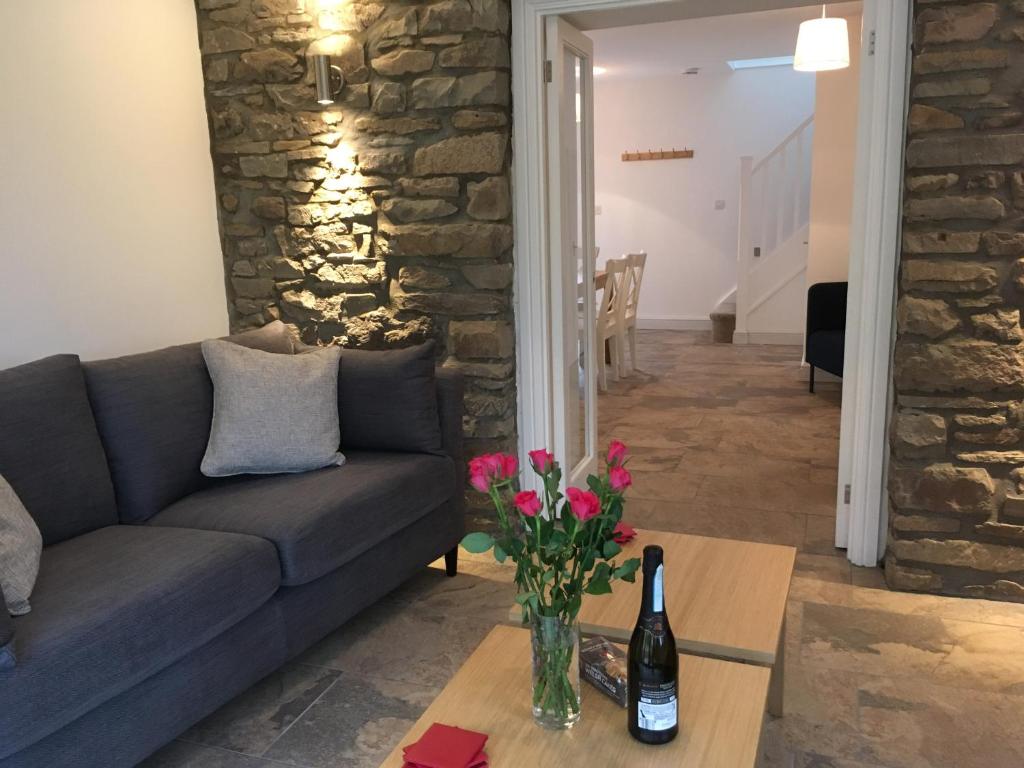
435,367 -> 465,522
0,584 -> 15,669
806,282 -> 849,338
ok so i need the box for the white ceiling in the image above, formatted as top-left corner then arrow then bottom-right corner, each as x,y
566,0 -> 857,31
583,2 -> 862,78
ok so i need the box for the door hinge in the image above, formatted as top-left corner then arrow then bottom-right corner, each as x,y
868,30 -> 876,56
544,60 -> 553,83
844,484 -> 852,504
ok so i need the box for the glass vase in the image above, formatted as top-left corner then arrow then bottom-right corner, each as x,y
530,614 -> 582,730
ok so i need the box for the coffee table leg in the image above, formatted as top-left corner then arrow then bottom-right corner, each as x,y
766,617 -> 785,717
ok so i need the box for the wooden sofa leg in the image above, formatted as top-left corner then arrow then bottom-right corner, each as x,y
444,546 -> 458,577
809,365 -> 815,394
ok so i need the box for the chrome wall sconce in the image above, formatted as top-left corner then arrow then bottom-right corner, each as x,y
312,55 -> 344,105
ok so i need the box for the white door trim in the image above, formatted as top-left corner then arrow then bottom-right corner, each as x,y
511,0 -> 910,567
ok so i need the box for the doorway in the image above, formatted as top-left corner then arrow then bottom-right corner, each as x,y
512,0 -> 912,567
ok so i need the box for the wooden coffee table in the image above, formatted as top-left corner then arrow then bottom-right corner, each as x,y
506,529 -> 795,715
379,625 -> 769,768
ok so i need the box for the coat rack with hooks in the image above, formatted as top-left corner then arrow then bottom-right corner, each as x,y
621,148 -> 694,162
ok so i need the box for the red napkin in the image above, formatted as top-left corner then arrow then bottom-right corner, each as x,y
613,522 -> 636,544
402,723 -> 489,768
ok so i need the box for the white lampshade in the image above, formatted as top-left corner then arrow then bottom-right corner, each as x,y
793,14 -> 850,72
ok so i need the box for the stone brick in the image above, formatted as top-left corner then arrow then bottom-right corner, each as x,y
390,284 -> 507,315
235,48 -> 302,82
449,320 -> 514,359
897,296 -> 960,338
239,153 -> 289,178
966,170 -> 1005,191
398,266 -> 451,290
371,48 -> 436,76
955,427 -> 1021,445
442,358 -> 514,380
906,173 -> 959,193
380,222 -> 512,258
231,277 -> 275,299
963,580 -> 1024,599
455,71 -> 510,106
467,176 -> 510,221
892,514 -> 961,534
371,82 -> 406,114
955,413 -> 1008,428
904,196 -> 1004,222
908,104 -> 964,133
399,177 -> 460,197
408,76 -> 456,108
907,134 -> 1024,168
252,196 -> 287,220
439,37 -> 510,68
978,112 -> 1023,130
360,149 -> 407,174
895,341 -> 1024,392
356,116 -> 440,135
919,4 -> 999,44
413,133 -> 507,175
902,231 -> 980,254
971,309 -> 1023,342
461,263 -> 513,290
382,198 -> 458,223
201,28 -> 255,54
892,538 -> 1024,573
983,231 -> 1024,256
452,110 -> 508,130
912,463 -> 997,516
913,77 -> 991,98
893,411 -> 948,454
419,0 -> 474,34
885,559 -> 944,591
956,450 -> 1024,464
267,84 -> 318,110
901,260 -> 998,293
914,48 -> 1009,74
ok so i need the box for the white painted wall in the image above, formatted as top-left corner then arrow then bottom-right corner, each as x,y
593,68 -> 815,327
0,1 -> 227,369
806,9 -> 862,289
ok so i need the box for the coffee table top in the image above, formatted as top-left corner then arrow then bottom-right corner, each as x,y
379,625 -> 769,768
508,529 -> 796,665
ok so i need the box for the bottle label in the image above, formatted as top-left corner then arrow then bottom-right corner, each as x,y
653,564 -> 664,613
637,681 -> 677,732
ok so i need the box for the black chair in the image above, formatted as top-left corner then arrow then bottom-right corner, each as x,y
805,282 -> 848,393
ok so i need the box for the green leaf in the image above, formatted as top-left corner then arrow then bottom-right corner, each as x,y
515,591 -> 537,606
493,543 -> 507,563
602,540 -> 622,559
461,531 -> 495,553
613,558 -> 641,581
585,578 -> 612,595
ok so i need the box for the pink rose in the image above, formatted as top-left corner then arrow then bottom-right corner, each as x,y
607,440 -> 628,466
609,465 -> 632,493
514,490 -> 542,517
566,487 -> 601,522
468,453 -> 518,493
529,449 -> 555,474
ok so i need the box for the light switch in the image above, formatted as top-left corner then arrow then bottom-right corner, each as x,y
595,205 -> 603,215
714,200 -> 726,210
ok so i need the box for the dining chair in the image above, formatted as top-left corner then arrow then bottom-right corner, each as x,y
596,257 -> 627,392
621,251 -> 647,376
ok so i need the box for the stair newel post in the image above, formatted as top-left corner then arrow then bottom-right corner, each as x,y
735,154 -> 754,342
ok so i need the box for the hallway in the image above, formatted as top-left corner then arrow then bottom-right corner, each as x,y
600,329 -> 875,586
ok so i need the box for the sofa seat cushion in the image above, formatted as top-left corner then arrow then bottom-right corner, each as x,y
149,451 -> 456,587
0,525 -> 279,759
806,330 -> 846,378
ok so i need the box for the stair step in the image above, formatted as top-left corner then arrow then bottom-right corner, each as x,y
710,301 -> 736,344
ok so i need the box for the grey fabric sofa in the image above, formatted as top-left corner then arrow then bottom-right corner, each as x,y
0,325 -> 465,768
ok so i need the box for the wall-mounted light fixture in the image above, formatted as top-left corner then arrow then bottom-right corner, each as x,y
793,5 -> 850,72
312,55 -> 344,105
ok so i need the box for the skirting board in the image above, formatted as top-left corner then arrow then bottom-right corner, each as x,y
733,331 -> 804,345
637,317 -> 712,331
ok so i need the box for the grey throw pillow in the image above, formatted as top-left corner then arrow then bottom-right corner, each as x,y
201,340 -> 345,477
0,473 -> 42,616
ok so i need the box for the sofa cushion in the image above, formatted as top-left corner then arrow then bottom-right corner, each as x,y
83,322 -> 296,523
0,473 -> 42,616
150,450 -> 455,586
0,525 -> 279,759
339,342 -> 442,454
0,355 -> 118,545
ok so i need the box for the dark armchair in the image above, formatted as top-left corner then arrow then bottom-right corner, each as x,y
805,282 -> 848,393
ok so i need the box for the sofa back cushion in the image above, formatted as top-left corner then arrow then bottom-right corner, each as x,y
338,341 -> 442,454
83,322 -> 295,523
0,355 -> 118,545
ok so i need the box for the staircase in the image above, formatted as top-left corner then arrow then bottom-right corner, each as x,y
732,115 -> 814,345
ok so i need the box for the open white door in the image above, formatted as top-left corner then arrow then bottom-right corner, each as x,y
546,16 -> 598,487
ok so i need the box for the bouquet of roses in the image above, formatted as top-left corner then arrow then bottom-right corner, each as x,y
461,441 -> 640,727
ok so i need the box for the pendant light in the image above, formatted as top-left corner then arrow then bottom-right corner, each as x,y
793,5 -> 850,72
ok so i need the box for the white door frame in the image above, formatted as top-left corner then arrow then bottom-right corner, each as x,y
511,0 -> 911,567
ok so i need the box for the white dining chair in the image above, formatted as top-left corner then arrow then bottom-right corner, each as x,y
596,257 -> 627,392
621,251 -> 647,376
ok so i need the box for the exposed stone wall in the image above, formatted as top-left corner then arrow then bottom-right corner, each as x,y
888,1 -> 1024,599
193,0 -> 516,513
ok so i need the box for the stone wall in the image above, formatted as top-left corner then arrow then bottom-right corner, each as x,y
193,0 -> 516,517
888,1 -> 1024,599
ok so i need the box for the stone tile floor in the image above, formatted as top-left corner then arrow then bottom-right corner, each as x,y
145,331 -> 1024,768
